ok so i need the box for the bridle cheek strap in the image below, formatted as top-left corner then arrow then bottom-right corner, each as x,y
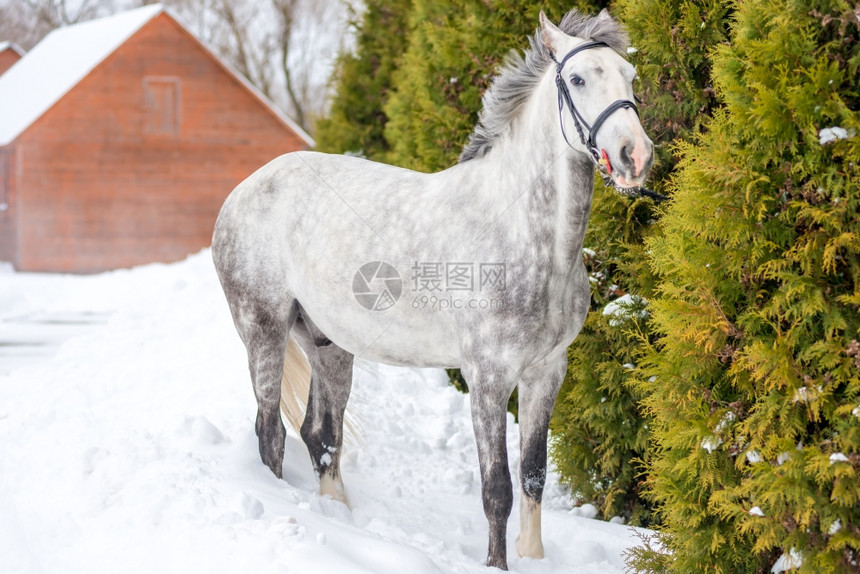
552,43 -> 639,164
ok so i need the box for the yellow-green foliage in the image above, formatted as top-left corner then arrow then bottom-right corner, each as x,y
549,0 -> 731,527
636,0 -> 860,571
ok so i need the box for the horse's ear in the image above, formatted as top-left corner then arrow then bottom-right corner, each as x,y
596,8 -> 613,22
539,11 -> 565,54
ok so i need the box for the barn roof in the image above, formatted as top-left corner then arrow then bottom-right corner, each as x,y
0,42 -> 25,57
0,4 -> 313,147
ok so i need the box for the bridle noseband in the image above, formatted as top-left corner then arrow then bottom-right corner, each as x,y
551,42 -> 666,202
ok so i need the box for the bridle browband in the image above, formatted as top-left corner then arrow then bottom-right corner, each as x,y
551,41 -> 667,202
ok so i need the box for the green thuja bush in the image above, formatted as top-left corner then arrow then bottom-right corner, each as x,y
314,0 -> 412,160
549,0 -> 731,526
630,0 -> 860,571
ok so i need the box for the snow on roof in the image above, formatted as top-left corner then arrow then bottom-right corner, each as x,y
0,4 -> 313,147
0,41 -> 25,56
0,4 -> 162,146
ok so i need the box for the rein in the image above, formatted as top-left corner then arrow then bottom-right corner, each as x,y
551,42 -> 667,203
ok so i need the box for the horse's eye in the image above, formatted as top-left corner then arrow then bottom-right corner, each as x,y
570,75 -> 584,87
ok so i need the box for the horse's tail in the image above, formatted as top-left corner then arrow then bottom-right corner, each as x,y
278,334 -> 360,442
279,333 -> 311,436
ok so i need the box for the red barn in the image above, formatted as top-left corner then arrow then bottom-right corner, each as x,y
0,4 -> 311,272
0,42 -> 24,76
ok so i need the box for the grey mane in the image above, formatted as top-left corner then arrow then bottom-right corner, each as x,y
459,9 -> 629,163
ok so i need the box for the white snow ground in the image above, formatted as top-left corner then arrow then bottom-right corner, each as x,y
0,251 -> 648,573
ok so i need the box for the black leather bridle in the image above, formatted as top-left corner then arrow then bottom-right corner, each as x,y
551,41 -> 666,202
552,41 -> 638,164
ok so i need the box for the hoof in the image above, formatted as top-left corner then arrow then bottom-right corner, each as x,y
320,474 -> 350,508
264,455 -> 284,479
517,497 -> 544,559
515,534 -> 545,559
257,413 -> 286,479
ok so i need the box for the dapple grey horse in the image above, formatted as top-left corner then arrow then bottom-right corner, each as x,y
213,9 -> 653,570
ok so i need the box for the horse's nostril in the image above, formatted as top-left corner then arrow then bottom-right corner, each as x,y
620,143 -> 634,170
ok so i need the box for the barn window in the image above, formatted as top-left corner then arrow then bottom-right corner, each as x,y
143,77 -> 181,135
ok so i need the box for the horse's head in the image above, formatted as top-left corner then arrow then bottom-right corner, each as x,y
540,11 -> 653,189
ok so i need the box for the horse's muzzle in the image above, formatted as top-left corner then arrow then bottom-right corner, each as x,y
612,136 -> 654,188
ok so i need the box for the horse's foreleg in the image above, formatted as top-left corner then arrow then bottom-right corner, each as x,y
300,342 -> 354,506
515,354 -> 567,560
464,364 -> 515,570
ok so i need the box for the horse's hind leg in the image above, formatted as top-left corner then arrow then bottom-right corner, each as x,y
225,292 -> 297,478
293,322 -> 354,505
515,353 -> 567,560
